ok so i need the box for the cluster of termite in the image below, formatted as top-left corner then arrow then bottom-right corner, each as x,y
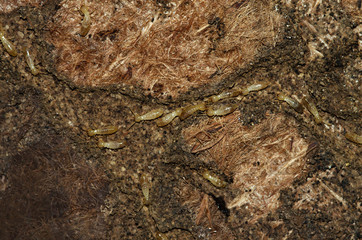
87,84 -> 360,197
277,93 -> 361,144
133,82 -> 269,127
87,79 -> 360,147
1,4 -> 358,239
81,5 -> 362,146
0,5 -> 91,75
87,125 -> 127,149
86,83 -> 269,205
0,23 -> 39,75
86,82 -> 269,150
278,93 -> 323,123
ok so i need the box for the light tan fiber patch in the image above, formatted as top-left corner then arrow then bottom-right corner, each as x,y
183,113 -> 309,221
47,0 -> 283,98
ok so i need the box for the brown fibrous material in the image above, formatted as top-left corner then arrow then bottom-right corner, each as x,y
0,136 -> 109,239
48,0 -> 283,98
340,0 -> 362,22
179,184 -> 235,240
183,113 -> 309,221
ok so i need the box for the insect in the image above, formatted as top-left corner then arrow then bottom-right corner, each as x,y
301,96 -> 323,124
208,82 -> 269,103
155,108 -> 182,127
202,170 -> 227,188
207,104 -> 238,116
179,102 -> 206,120
134,108 -> 164,122
0,24 -> 17,56
155,231 -> 168,240
98,139 -> 127,149
79,5 -> 91,36
208,88 -> 242,102
140,173 -> 151,205
241,82 -> 269,95
345,132 -> 362,144
87,126 -> 119,136
23,47 -> 39,75
277,93 -> 304,113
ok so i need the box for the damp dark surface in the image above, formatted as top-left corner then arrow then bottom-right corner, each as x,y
0,1 -> 360,239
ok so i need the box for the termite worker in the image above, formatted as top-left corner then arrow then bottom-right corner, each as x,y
241,82 -> 269,95
98,139 -> 127,149
87,126 -> 118,136
155,231 -> 168,240
179,102 -> 206,120
140,173 -> 151,205
301,96 -> 323,124
79,5 -> 91,36
345,132 -> 362,144
202,170 -> 227,188
134,108 -> 164,122
156,108 -> 182,127
277,93 -> 304,113
207,104 -> 238,116
0,24 -> 17,56
23,47 -> 39,75
208,88 -> 242,103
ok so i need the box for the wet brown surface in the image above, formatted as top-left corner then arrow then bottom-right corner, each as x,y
0,0 -> 361,239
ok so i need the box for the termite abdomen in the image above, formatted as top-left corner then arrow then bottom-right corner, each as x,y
23,47 -> 39,75
79,5 -> 91,36
207,104 -> 237,116
278,93 -> 304,113
98,139 -> 127,149
134,108 -> 164,122
87,126 -> 119,136
202,170 -> 227,188
179,102 -> 206,120
156,108 -> 182,127
301,96 -> 323,124
0,24 -> 17,57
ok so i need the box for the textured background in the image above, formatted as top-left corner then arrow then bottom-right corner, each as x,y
0,0 -> 361,239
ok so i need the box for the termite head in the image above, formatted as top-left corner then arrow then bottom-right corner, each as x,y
201,169 -> 227,188
140,173 -> 152,205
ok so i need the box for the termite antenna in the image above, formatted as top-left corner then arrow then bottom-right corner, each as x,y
128,107 -> 135,116
126,122 -> 136,131
128,106 -> 140,121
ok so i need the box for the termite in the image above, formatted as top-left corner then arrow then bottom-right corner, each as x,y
87,126 -> 118,136
207,104 -> 238,116
202,170 -> 227,188
179,102 -> 206,120
301,96 -> 323,124
134,108 -> 164,122
155,231 -> 168,240
277,93 -> 304,113
345,132 -> 362,144
241,82 -> 269,95
98,139 -> 127,149
155,108 -> 182,127
208,88 -> 242,103
0,24 -> 17,56
23,47 -> 39,75
79,5 -> 91,36
140,173 -> 151,205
